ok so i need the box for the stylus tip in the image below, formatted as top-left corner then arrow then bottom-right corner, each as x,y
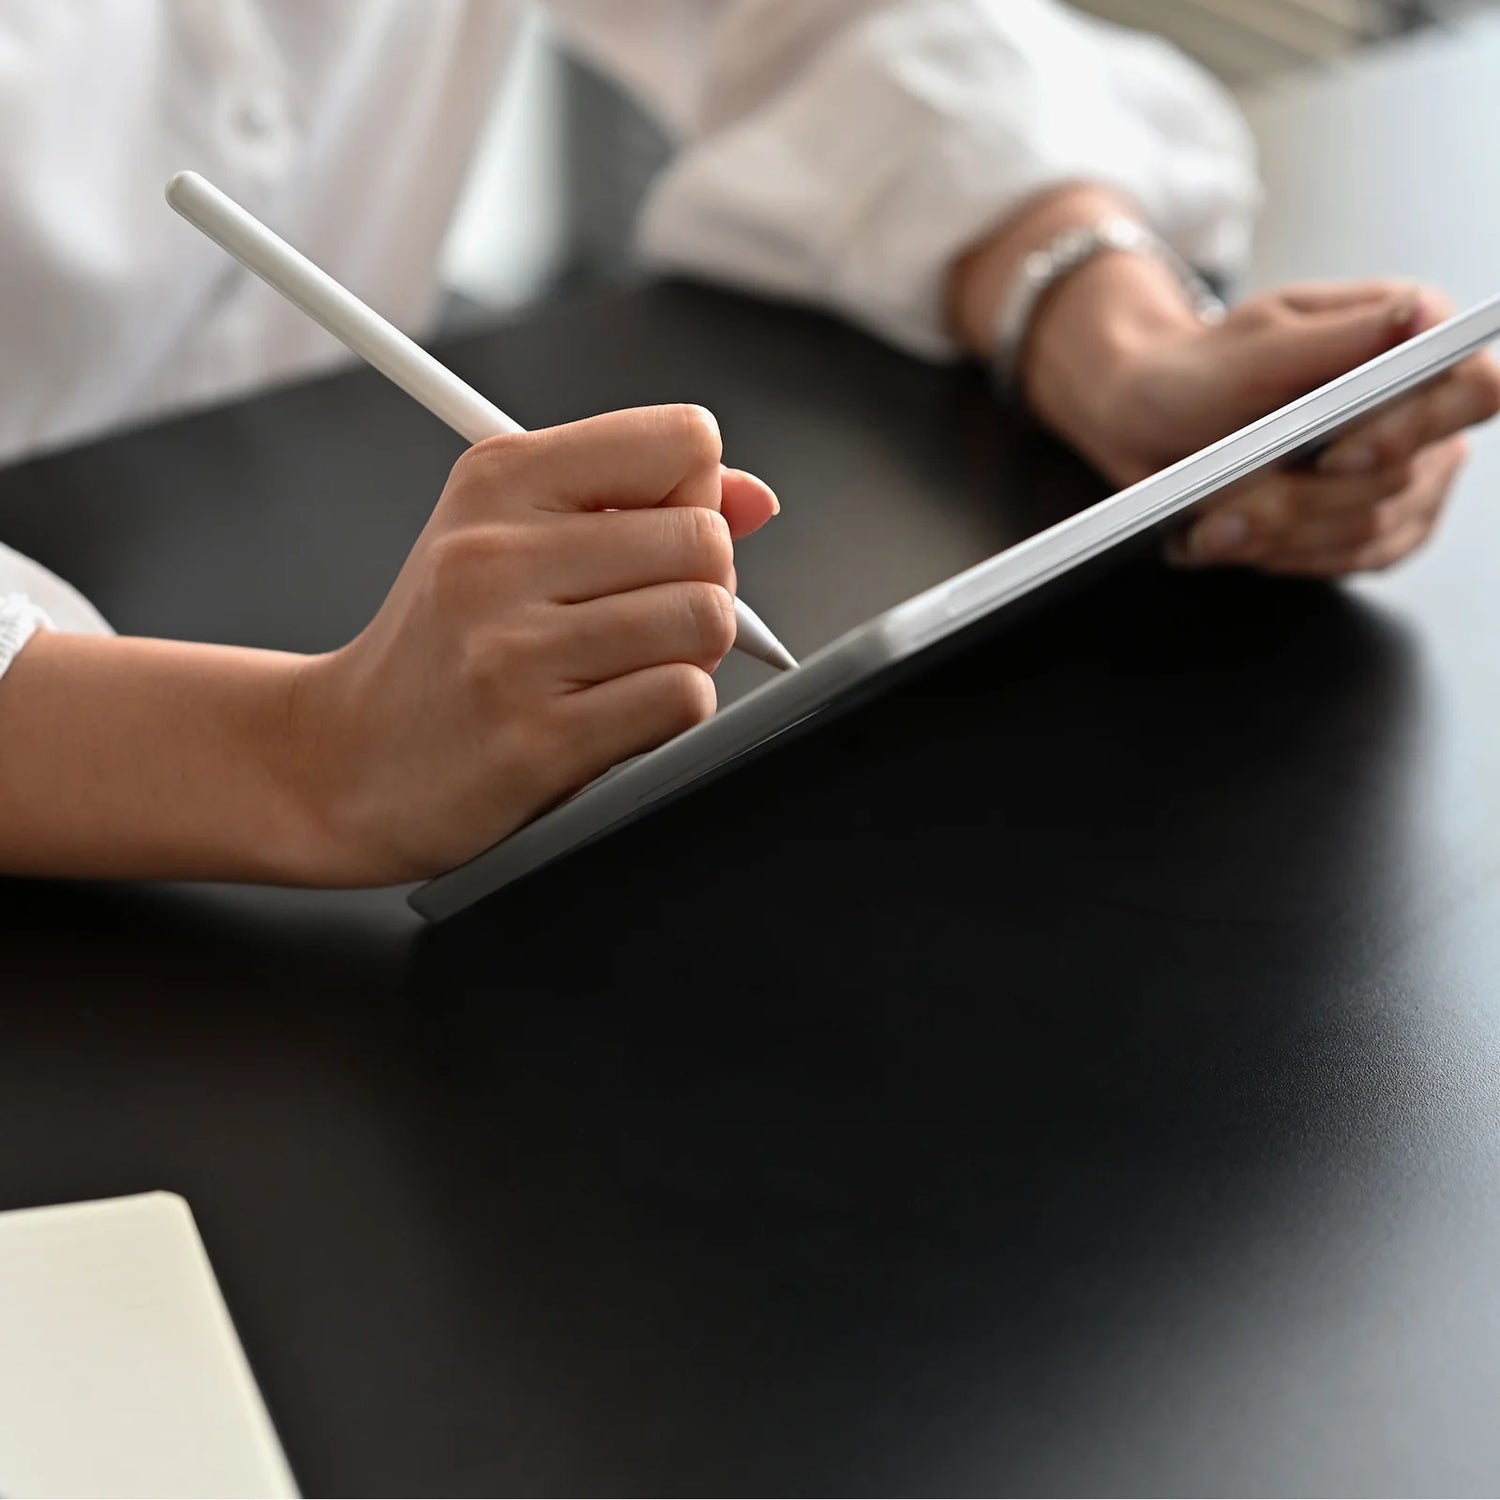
765,643 -> 799,671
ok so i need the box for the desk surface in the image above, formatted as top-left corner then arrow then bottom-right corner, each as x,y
7,23 -> 1500,1498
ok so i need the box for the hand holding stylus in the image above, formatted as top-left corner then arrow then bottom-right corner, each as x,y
3,401 -> 771,887
154,172 -> 791,883
165,171 -> 796,672
284,405 -> 777,883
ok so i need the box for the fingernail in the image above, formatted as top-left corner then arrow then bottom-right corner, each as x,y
725,466 -> 779,514
1318,444 -> 1378,476
1187,512 -> 1250,561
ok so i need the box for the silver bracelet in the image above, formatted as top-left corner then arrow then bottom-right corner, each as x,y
990,215 -> 1225,396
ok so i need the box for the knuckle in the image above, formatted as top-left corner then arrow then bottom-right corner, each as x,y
482,617 -> 542,673
674,504 -> 734,576
441,514 -> 526,576
681,582 -> 737,658
1241,296 -> 1288,335
425,523 -> 529,612
452,625 -> 499,698
425,528 -> 488,594
655,662 -> 717,730
457,619 -> 537,703
452,432 -> 529,489
654,403 -> 723,467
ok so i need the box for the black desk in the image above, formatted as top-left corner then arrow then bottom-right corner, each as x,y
8,40 -> 1500,1496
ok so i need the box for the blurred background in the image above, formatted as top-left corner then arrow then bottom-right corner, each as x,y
438,0 -> 1499,329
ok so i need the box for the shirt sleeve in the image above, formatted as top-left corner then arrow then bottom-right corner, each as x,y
0,594 -> 50,680
0,543 -> 113,683
541,0 -> 1260,360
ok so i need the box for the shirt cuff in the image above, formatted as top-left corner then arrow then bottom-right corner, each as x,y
0,594 -> 52,682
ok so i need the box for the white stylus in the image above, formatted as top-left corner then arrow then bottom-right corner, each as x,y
164,170 -> 798,674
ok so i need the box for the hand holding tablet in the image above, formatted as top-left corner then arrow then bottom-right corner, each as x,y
284,407 -> 777,883
1021,258 -> 1500,576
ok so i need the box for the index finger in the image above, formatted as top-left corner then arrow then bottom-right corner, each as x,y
467,404 -> 727,514
1277,279 -> 1411,314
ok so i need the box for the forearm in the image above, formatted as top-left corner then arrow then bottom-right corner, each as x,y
0,631 -> 323,883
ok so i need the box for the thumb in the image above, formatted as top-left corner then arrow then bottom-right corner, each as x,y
718,465 -> 780,540
1251,289 -> 1421,408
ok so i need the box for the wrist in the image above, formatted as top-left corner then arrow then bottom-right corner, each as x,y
950,183 -> 1147,357
1021,250 -> 1204,482
279,645 -> 395,886
949,184 -> 1210,483
178,643 -> 345,887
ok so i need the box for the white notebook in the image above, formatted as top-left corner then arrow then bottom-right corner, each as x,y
0,1192 -> 298,1499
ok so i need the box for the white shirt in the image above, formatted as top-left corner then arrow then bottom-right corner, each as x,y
0,0 -> 1257,651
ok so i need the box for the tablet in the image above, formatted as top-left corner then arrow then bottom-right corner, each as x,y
411,293 -> 1500,921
